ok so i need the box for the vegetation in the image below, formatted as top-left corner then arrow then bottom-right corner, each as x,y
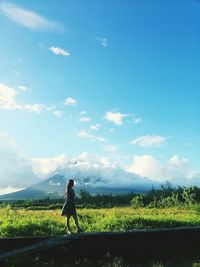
1,183 -> 200,210
1,185 -> 200,266
1,184 -> 200,237
1,205 -> 200,237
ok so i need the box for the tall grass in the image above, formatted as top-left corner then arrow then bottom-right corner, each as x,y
0,206 -> 200,237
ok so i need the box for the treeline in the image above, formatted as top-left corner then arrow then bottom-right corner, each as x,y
0,198 -> 64,210
131,183 -> 200,208
1,183 -> 200,209
0,192 -> 136,210
76,190 -> 136,208
78,184 -> 200,208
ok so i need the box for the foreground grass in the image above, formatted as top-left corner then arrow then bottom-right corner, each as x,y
3,254 -> 200,267
0,206 -> 200,237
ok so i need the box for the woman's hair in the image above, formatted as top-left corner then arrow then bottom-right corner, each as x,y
67,179 -> 74,194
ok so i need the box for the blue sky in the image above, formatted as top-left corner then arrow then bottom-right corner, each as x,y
0,0 -> 199,193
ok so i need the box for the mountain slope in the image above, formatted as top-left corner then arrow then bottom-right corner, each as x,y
0,174 -> 156,200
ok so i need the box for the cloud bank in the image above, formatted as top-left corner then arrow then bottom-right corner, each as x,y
0,132 -> 40,194
128,154 -> 198,185
31,152 -> 150,189
0,132 -> 199,194
31,152 -> 200,189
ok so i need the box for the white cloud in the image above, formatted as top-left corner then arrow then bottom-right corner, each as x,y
0,186 -> 24,195
0,2 -> 64,32
80,116 -> 91,122
104,112 -> 142,125
77,130 -> 90,139
0,134 -> 147,191
64,97 -> 77,106
128,154 -> 198,185
90,124 -> 101,130
33,152 -> 149,188
46,105 -> 56,112
31,154 -> 69,177
130,135 -> 166,147
0,83 -> 47,113
53,110 -> 63,118
18,85 -> 28,91
0,83 -> 19,110
0,132 -> 199,191
79,111 -> 91,122
96,37 -> 108,47
49,46 -> 70,56
129,155 -> 160,179
77,130 -> 106,142
0,83 -> 64,116
99,157 -> 111,167
0,132 -> 40,190
80,111 -> 87,116
24,104 -> 45,113
105,111 -> 128,125
45,106 -> 63,118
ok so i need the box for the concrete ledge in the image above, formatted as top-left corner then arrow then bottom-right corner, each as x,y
1,227 -> 200,260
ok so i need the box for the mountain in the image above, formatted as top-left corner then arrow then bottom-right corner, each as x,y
0,174 -> 66,200
0,174 -> 157,200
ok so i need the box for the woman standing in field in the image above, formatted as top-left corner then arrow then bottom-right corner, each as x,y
61,179 -> 83,234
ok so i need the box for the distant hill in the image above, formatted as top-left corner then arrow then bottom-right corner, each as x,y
0,174 -> 66,200
0,174 -> 156,200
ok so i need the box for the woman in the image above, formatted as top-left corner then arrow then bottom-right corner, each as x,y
61,179 -> 83,234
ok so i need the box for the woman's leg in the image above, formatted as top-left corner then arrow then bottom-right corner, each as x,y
72,214 -> 83,232
72,214 -> 79,228
66,215 -> 71,232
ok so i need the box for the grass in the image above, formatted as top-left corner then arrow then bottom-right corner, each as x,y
1,206 -> 200,266
0,206 -> 200,237
3,255 -> 200,267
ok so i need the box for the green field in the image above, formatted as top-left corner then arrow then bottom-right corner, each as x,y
1,206 -> 200,237
1,206 -> 200,267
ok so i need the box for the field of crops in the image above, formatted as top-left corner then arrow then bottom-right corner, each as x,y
1,206 -> 200,237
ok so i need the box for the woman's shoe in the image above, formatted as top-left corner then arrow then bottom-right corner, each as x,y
67,227 -> 72,234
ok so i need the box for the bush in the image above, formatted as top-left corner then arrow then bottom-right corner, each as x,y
130,195 -> 144,208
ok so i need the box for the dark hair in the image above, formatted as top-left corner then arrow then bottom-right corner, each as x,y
67,179 -> 74,194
